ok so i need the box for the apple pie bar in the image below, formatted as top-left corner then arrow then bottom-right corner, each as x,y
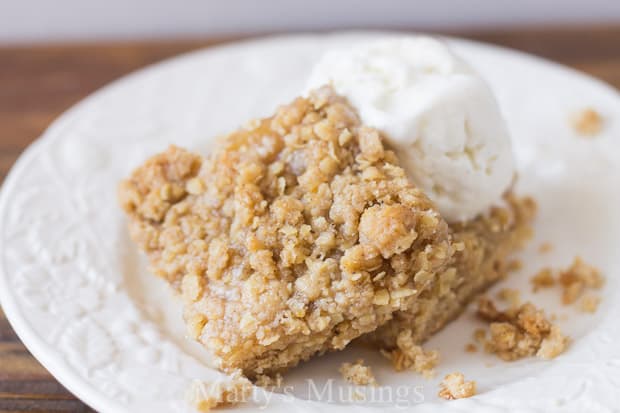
119,86 -> 534,377
119,87 -> 454,377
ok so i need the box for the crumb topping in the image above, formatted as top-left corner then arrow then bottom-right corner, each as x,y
367,195 -> 536,353
438,372 -> 476,400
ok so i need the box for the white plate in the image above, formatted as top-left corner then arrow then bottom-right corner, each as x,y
1,32 -> 620,413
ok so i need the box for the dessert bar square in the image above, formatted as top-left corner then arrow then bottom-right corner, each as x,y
119,87 -> 453,376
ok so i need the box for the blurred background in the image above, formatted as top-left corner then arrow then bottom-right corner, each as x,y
1,0 -> 620,43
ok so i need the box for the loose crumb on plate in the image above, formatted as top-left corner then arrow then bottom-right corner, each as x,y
506,259 -> 523,273
188,372 -> 253,412
465,343 -> 478,353
339,359 -> 377,386
496,288 -> 521,308
438,372 -> 477,400
476,297 -> 570,361
537,325 -> 571,360
381,329 -> 439,378
538,242 -> 553,254
530,268 -> 555,292
571,108 -> 604,137
579,294 -> 601,314
559,257 -> 604,305
473,328 -> 486,344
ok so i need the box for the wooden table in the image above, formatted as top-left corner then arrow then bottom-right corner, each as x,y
1,26 -> 619,412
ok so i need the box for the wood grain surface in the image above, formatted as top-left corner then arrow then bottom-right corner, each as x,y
1,25 -> 619,412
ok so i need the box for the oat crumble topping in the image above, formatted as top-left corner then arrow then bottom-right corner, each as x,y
367,195 -> 536,350
339,359 -> 377,386
438,372 -> 476,400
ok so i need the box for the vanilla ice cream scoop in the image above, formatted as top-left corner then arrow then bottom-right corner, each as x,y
306,37 -> 515,222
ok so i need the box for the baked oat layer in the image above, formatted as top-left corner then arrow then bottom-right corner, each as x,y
367,194 -> 536,349
118,86 -> 453,377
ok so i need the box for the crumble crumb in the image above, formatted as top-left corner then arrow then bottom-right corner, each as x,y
537,325 -> 570,360
507,259 -> 523,273
579,294 -> 601,314
538,242 -> 553,254
496,288 -> 521,308
339,359 -> 377,386
381,329 -> 439,378
254,373 -> 283,389
559,257 -> 604,305
465,343 -> 478,353
531,258 -> 604,308
571,108 -> 603,136
188,373 -> 253,412
438,372 -> 477,400
530,268 -> 555,292
473,328 -> 486,344
476,297 -> 569,361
